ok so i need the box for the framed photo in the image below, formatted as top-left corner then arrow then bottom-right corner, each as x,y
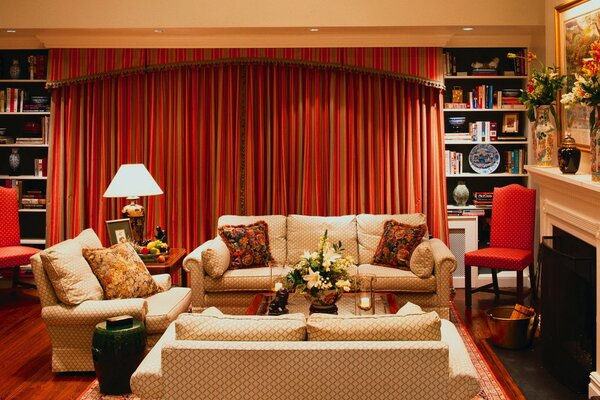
555,0 -> 600,151
106,218 -> 133,245
502,113 -> 519,133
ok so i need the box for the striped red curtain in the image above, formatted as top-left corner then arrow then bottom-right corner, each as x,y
47,62 -> 447,249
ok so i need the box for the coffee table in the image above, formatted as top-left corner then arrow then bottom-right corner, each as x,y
247,292 -> 399,316
144,248 -> 187,287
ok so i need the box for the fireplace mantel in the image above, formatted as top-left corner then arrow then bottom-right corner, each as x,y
526,166 -> 600,397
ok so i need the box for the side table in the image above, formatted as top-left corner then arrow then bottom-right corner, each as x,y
92,320 -> 146,395
144,247 -> 188,286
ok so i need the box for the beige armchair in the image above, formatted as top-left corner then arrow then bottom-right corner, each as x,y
31,229 -> 192,372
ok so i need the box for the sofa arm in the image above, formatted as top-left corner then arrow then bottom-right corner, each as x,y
183,239 -> 223,308
42,298 -> 147,326
153,273 -> 172,291
429,238 -> 457,307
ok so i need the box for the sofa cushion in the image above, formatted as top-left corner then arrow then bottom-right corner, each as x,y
145,287 -> 192,334
287,215 -> 358,265
218,215 -> 287,266
175,310 -> 306,341
357,264 -> 436,292
83,243 -> 159,299
204,266 -> 291,292
372,220 -> 427,268
306,311 -> 441,341
202,239 -> 231,279
356,213 -> 428,265
218,221 -> 274,270
409,240 -> 435,278
396,301 -> 427,316
40,239 -> 104,306
74,228 -> 103,249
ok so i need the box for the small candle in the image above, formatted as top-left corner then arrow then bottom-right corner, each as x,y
274,282 -> 283,291
359,296 -> 371,310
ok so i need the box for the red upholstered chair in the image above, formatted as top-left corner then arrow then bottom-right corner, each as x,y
464,184 -> 536,308
0,186 -> 41,288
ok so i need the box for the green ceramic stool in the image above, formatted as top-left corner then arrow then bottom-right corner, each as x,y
92,320 -> 146,395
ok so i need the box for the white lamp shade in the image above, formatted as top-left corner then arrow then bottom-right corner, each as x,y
103,164 -> 163,198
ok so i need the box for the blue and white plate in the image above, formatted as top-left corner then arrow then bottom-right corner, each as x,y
469,144 -> 500,174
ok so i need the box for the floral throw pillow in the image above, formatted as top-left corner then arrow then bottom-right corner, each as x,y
372,220 -> 427,268
218,221 -> 273,269
82,242 -> 159,299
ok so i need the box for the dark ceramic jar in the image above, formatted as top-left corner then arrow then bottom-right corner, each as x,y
558,134 -> 581,174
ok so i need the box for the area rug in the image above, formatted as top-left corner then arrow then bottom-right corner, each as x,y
78,303 -> 508,400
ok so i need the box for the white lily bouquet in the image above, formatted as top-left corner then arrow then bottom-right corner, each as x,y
285,230 -> 354,297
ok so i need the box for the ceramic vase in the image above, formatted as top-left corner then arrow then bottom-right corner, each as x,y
591,105 -> 600,182
305,289 -> 343,314
8,148 -> 20,175
558,133 -> 581,174
533,105 -> 555,167
9,59 -> 20,80
452,181 -> 469,206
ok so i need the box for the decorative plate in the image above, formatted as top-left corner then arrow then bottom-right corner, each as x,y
469,144 -> 500,174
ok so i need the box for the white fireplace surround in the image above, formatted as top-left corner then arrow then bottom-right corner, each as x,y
526,166 -> 600,398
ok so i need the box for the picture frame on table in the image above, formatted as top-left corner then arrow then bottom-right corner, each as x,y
502,113 -> 519,133
555,0 -> 600,151
106,218 -> 133,245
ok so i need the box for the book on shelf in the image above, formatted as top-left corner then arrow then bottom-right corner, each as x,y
0,136 -> 15,144
462,208 -> 486,216
445,150 -> 463,175
496,135 -> 526,141
447,209 -> 464,215
444,102 -> 470,109
504,149 -> 526,174
473,191 -> 494,201
33,158 -> 47,176
445,133 -> 472,141
473,200 -> 493,206
16,137 -> 44,144
472,68 -> 498,76
467,121 -> 497,142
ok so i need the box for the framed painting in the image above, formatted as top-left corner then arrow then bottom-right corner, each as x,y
502,113 -> 519,133
555,0 -> 600,151
106,218 -> 133,245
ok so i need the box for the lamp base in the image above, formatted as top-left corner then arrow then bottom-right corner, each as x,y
122,199 -> 145,243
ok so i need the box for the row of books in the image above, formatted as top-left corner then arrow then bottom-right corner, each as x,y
445,121 -> 500,142
445,150 -> 463,175
511,50 -> 527,76
3,179 -> 46,209
505,149 -> 527,174
0,117 -> 51,144
447,208 -> 486,216
0,89 -> 50,113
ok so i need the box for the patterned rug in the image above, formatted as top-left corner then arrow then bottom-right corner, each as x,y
78,303 -> 508,400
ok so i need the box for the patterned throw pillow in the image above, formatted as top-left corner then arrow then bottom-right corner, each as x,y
409,240 -> 435,278
83,242 -> 159,299
372,220 -> 427,268
218,221 -> 273,269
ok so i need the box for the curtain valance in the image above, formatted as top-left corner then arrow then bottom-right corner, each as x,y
47,47 -> 445,89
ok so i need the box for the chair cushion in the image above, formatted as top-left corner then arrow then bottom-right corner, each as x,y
464,247 -> 533,271
175,309 -> 306,341
218,215 -> 287,266
201,239 -> 231,279
83,243 -> 159,299
0,245 -> 40,268
357,264 -> 436,292
409,240 -> 435,278
356,214 -> 428,265
145,286 -> 192,334
306,311 -> 441,341
218,221 -> 274,270
204,266 -> 291,292
372,220 -> 427,268
287,215 -> 358,265
40,239 -> 104,305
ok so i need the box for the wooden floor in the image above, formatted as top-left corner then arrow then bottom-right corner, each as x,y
0,286 -> 526,400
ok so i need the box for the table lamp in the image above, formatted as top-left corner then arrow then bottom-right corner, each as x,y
103,164 -> 163,243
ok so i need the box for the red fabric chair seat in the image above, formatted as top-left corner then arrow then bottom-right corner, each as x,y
464,247 -> 533,272
0,246 -> 41,268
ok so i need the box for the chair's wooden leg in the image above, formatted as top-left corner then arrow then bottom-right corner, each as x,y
491,269 -> 499,297
465,265 -> 472,308
12,265 -> 19,288
516,270 -> 524,304
528,264 -> 536,305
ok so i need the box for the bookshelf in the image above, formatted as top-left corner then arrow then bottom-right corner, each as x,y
0,49 -> 49,257
443,47 -> 530,249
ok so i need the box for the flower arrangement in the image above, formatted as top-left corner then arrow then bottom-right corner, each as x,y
285,230 -> 353,296
507,51 -> 566,129
561,40 -> 600,118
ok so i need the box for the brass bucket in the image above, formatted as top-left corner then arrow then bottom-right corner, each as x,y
486,306 -> 537,350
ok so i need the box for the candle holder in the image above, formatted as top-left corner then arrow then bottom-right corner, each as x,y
354,274 -> 376,315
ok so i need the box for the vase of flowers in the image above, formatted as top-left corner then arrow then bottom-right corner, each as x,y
508,51 -> 565,167
561,40 -> 600,182
285,230 -> 354,314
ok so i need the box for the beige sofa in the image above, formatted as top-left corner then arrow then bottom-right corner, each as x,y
31,229 -> 192,372
131,306 -> 480,400
183,214 -> 456,318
